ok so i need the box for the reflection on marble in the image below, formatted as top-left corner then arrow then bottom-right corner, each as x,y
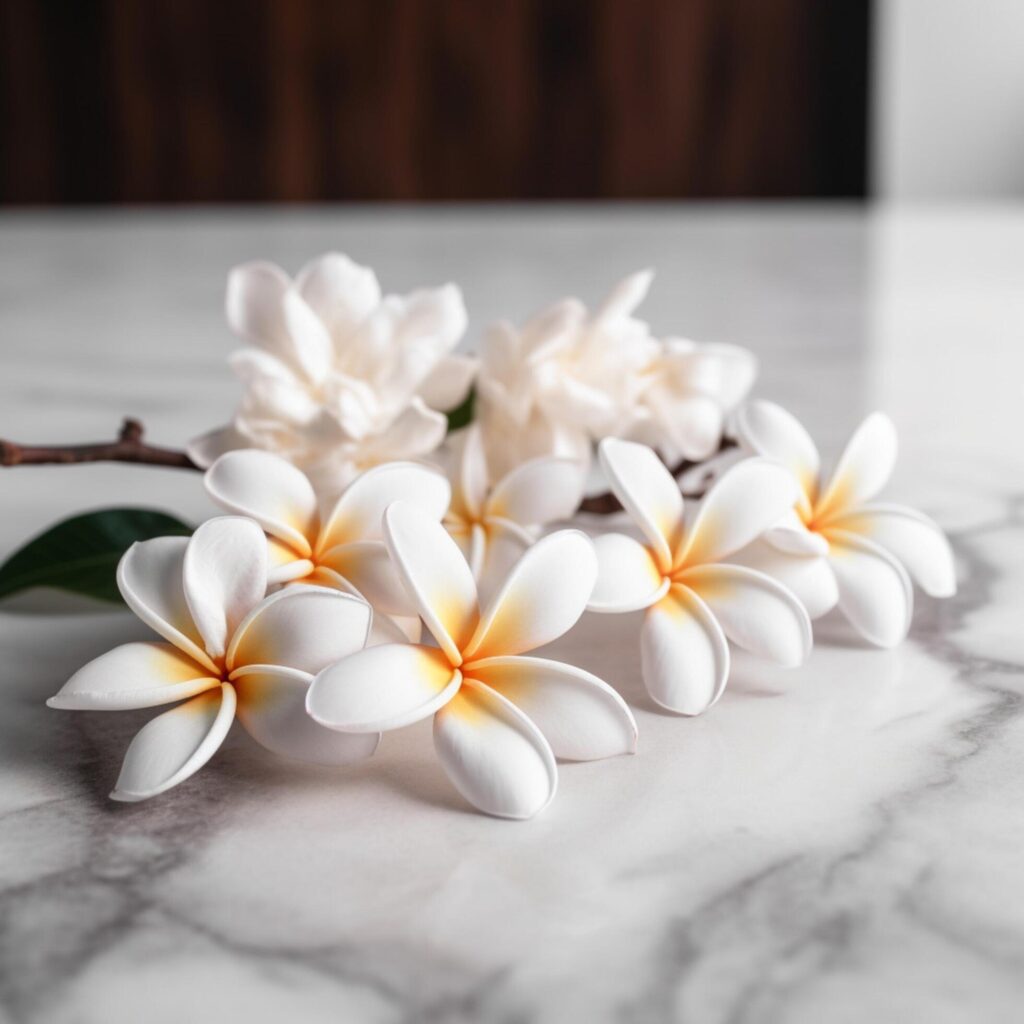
1,206 -> 1022,1023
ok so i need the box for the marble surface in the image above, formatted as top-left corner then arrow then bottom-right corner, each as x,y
1,205 -> 1022,1023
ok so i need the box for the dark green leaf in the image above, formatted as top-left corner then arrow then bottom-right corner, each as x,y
445,386 -> 476,434
0,508 -> 193,604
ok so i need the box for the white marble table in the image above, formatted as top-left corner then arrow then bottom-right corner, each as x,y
1,206 -> 1022,1024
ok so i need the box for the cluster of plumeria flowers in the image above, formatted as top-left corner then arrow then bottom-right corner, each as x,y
45,252 -> 957,819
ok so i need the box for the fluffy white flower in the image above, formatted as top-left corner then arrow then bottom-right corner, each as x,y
731,401 -> 957,647
628,338 -> 757,463
587,439 -> 811,716
47,517 -> 377,801
307,502 -> 637,820
190,253 -> 474,498
476,271 -> 658,478
443,425 -> 586,593
476,270 -> 756,478
204,449 -> 451,642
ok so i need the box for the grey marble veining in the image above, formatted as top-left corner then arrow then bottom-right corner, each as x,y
1,205 -> 1022,1023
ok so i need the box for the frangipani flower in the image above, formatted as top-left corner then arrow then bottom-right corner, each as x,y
587,438 -> 812,715
307,502 -> 637,820
443,425 -> 586,589
475,271 -> 660,478
190,253 -> 474,497
204,449 -> 450,641
731,401 -> 956,647
47,517 -> 376,801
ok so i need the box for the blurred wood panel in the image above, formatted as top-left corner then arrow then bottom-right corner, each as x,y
0,0 -> 871,203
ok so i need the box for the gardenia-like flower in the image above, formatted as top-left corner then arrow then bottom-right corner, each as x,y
475,270 -> 756,479
587,438 -> 812,715
204,449 -> 450,641
47,517 -> 376,801
307,502 -> 637,820
443,425 -> 586,590
730,401 -> 957,647
475,271 -> 660,478
189,253 -> 474,497
628,338 -> 757,464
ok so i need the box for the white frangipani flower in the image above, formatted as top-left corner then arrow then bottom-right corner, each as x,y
443,425 -> 586,590
47,517 -> 376,801
204,449 -> 450,642
587,438 -> 812,715
189,253 -> 474,498
476,270 -> 757,478
307,502 -> 637,820
731,401 -> 956,647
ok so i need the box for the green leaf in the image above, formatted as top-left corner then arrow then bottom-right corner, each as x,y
445,386 -> 476,434
0,508 -> 193,605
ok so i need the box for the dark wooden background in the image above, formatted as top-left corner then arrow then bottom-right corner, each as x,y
0,0 -> 871,204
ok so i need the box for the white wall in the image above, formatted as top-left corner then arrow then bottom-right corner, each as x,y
874,0 -> 1024,199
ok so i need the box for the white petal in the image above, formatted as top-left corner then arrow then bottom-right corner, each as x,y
678,458 -> 802,568
227,587 -> 370,675
675,342 -> 758,411
117,536 -> 216,672
228,347 -> 301,387
824,529 -> 913,647
183,518 -> 268,660
588,532 -> 669,613
649,393 -> 724,462
294,252 -> 381,341
307,644 -> 461,732
734,400 -> 820,502
466,655 -> 636,761
463,530 -> 597,661
282,289 -> 333,384
186,424 -> 248,469
433,678 -> 557,819
455,425 -> 489,521
267,536 -> 314,585
226,262 -> 317,381
358,399 -> 447,464
817,412 -> 898,522
826,504 -> 956,598
764,509 -> 829,556
382,502 -> 479,664
594,269 -> 653,323
47,642 -> 219,711
641,585 -> 730,715
110,684 -> 236,802
225,260 -> 291,348
486,456 -> 586,527
319,461 -> 451,553
318,540 -> 415,615
233,665 -> 379,765
419,353 -> 478,411
677,564 -> 811,667
727,539 -> 840,620
597,437 -> 684,571
473,520 -> 530,605
204,450 -> 318,556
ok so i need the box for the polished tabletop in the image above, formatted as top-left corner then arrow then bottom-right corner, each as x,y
1,205 -> 1022,1023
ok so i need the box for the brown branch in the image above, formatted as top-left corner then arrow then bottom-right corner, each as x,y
0,416 -> 736,516
578,438 -> 737,515
0,418 -> 200,470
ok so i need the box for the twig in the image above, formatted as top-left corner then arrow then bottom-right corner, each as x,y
0,418 -> 199,470
0,417 -> 737,514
